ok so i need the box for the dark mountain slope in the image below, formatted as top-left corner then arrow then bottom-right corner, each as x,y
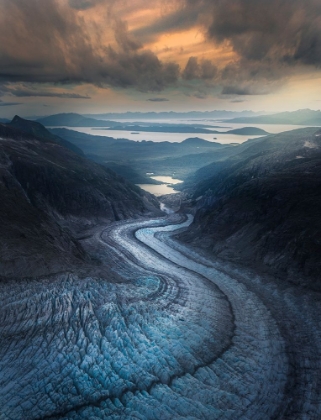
36,112 -> 117,127
178,128 -> 321,288
9,115 -> 84,155
183,128 -> 317,188
0,122 -> 160,277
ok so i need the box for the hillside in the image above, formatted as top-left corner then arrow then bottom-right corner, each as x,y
0,121 -> 160,277
36,112 -> 117,127
9,115 -> 84,155
226,127 -> 269,135
178,127 -> 321,288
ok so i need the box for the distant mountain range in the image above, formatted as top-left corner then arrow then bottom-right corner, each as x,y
6,109 -> 315,129
3,109 -> 321,127
83,110 -> 262,120
227,109 -> 321,125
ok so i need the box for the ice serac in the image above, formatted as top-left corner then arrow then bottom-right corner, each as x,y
1,213 -> 320,419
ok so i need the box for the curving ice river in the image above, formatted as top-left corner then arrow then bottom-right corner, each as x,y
1,214 -> 321,419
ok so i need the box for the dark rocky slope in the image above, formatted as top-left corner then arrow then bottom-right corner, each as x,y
178,128 -> 321,289
9,115 -> 84,156
0,121 -> 160,277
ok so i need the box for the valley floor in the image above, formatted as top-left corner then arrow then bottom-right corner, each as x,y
1,213 -> 321,419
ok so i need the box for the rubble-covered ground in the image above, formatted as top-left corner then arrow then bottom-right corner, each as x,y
1,214 -> 321,419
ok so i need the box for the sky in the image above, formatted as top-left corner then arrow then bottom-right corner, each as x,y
1,0 -> 321,117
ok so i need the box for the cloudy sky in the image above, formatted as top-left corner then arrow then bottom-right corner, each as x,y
1,0 -> 321,117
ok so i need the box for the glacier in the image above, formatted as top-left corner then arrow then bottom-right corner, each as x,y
1,214 -> 321,419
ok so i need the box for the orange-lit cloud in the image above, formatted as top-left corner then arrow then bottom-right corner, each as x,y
0,0 -> 321,115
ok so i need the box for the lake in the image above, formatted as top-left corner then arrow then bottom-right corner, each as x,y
137,175 -> 183,196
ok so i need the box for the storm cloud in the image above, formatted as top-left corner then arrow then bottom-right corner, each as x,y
182,57 -> 217,80
221,85 -> 271,96
0,0 -> 320,96
0,0 -> 179,91
206,0 -> 321,66
0,100 -> 21,107
68,0 -> 102,10
136,0 -> 321,91
9,89 -> 90,99
147,98 -> 169,102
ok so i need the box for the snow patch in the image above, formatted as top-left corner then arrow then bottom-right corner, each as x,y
304,140 -> 318,148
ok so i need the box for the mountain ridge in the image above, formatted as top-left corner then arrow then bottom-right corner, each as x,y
83,110 -> 262,120
227,108 -> 321,125
177,127 -> 321,289
9,115 -> 84,155
35,112 -> 117,127
0,119 -> 161,277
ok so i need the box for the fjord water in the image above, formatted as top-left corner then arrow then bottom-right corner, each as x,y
52,119 -> 316,196
51,120 -> 314,144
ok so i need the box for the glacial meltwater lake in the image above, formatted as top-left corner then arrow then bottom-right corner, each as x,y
137,176 -> 183,196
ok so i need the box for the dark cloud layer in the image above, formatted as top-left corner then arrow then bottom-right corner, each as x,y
230,98 -> 246,103
0,0 -> 179,92
132,2 -> 203,43
68,0 -> 101,10
0,100 -> 21,107
0,0 -> 320,96
147,98 -> 169,102
200,0 -> 321,90
138,0 -> 321,93
182,57 -> 217,80
206,0 -> 321,66
9,89 -> 90,99
222,86 -> 258,96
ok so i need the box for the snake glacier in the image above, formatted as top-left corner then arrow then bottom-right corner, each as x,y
1,213 -> 321,419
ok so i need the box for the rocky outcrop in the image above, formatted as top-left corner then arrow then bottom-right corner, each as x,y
9,115 -> 84,156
